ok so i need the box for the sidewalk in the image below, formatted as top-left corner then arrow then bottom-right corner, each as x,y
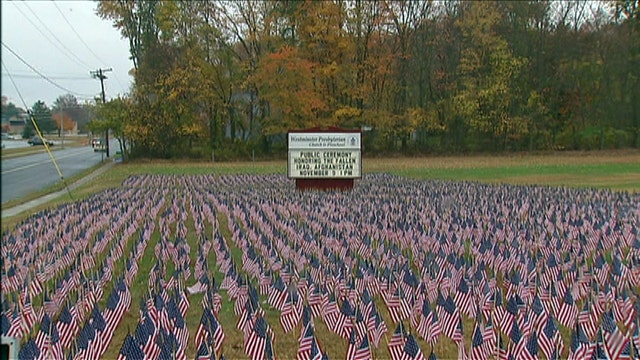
1,161 -> 116,219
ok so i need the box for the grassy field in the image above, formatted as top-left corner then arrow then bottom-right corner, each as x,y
2,150 -> 639,359
21,150 -> 640,210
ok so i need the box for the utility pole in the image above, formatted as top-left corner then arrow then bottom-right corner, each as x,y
60,106 -> 64,148
91,68 -> 112,157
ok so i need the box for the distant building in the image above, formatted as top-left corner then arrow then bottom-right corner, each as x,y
1,110 -> 28,136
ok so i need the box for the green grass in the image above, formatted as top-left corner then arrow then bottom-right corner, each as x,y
396,162 -> 640,189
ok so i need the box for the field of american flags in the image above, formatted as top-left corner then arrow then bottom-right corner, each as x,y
1,153 -> 639,359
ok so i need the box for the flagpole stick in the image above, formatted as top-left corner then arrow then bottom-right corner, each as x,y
599,323 -> 605,359
493,295 -> 498,359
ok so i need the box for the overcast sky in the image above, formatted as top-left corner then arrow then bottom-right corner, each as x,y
1,0 -> 133,109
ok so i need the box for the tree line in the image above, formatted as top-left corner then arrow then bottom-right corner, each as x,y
1,95 -> 95,139
95,0 -> 639,159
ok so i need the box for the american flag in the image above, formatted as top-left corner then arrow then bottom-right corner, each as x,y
117,332 -> 145,360
509,322 -> 526,354
632,319 -> 640,354
333,297 -> 354,339
267,275 -> 287,311
7,304 -> 24,338
202,279 -> 223,316
497,335 -> 509,360
529,295 -> 548,334
245,315 -> 274,360
297,322 -> 314,360
568,323 -> 590,360
209,309 -> 225,357
425,306 -> 442,345
538,316 -> 563,360
415,298 -> 431,340
322,293 -> 339,334
172,306 -> 189,359
388,322 -> 406,360
18,338 -> 40,360
2,172 -> 639,360
237,301 -> 254,335
55,305 -> 78,349
369,308 -> 388,348
453,318 -> 465,358
602,309 -> 629,360
360,288 -> 374,321
454,277 -> 473,318
196,306 -> 225,357
482,316 -> 496,356
401,333 -> 425,360
310,335 -> 326,360
385,285 -> 411,324
308,283 -> 325,318
498,295 -> 518,335
618,341 -> 633,360
353,331 -> 371,360
0,311 -> 10,337
521,332 -> 539,360
34,313 -> 59,360
90,303 -> 108,357
614,289 -> 635,329
42,291 -> 57,318
280,288 -> 301,334
470,321 -> 487,360
577,300 -> 598,340
124,258 -> 139,287
136,308 -> 159,359
437,293 -> 460,342
75,316 -> 97,360
300,305 -> 313,338
557,288 -> 578,328
593,336 -> 608,360
195,341 -> 214,360
20,292 -> 38,332
346,328 -> 359,360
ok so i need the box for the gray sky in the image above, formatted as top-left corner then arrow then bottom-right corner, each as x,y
1,0 -> 133,109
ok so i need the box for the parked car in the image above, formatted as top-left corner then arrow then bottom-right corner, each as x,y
93,138 -> 107,152
28,136 -> 54,146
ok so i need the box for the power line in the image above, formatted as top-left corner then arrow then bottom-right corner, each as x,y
51,1 -> 108,66
8,2 -> 86,69
17,1 -> 93,69
50,1 -> 129,91
11,1 -> 131,96
1,72 -> 93,80
2,58 -> 72,200
1,41 -> 96,98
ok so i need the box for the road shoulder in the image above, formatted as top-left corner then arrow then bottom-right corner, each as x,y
1,161 -> 115,219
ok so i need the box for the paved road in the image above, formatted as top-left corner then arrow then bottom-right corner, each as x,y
1,139 -> 31,149
1,142 -> 116,204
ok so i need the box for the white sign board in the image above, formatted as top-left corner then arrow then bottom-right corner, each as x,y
288,132 -> 361,179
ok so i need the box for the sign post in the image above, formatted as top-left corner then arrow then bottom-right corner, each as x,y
288,127 -> 362,191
